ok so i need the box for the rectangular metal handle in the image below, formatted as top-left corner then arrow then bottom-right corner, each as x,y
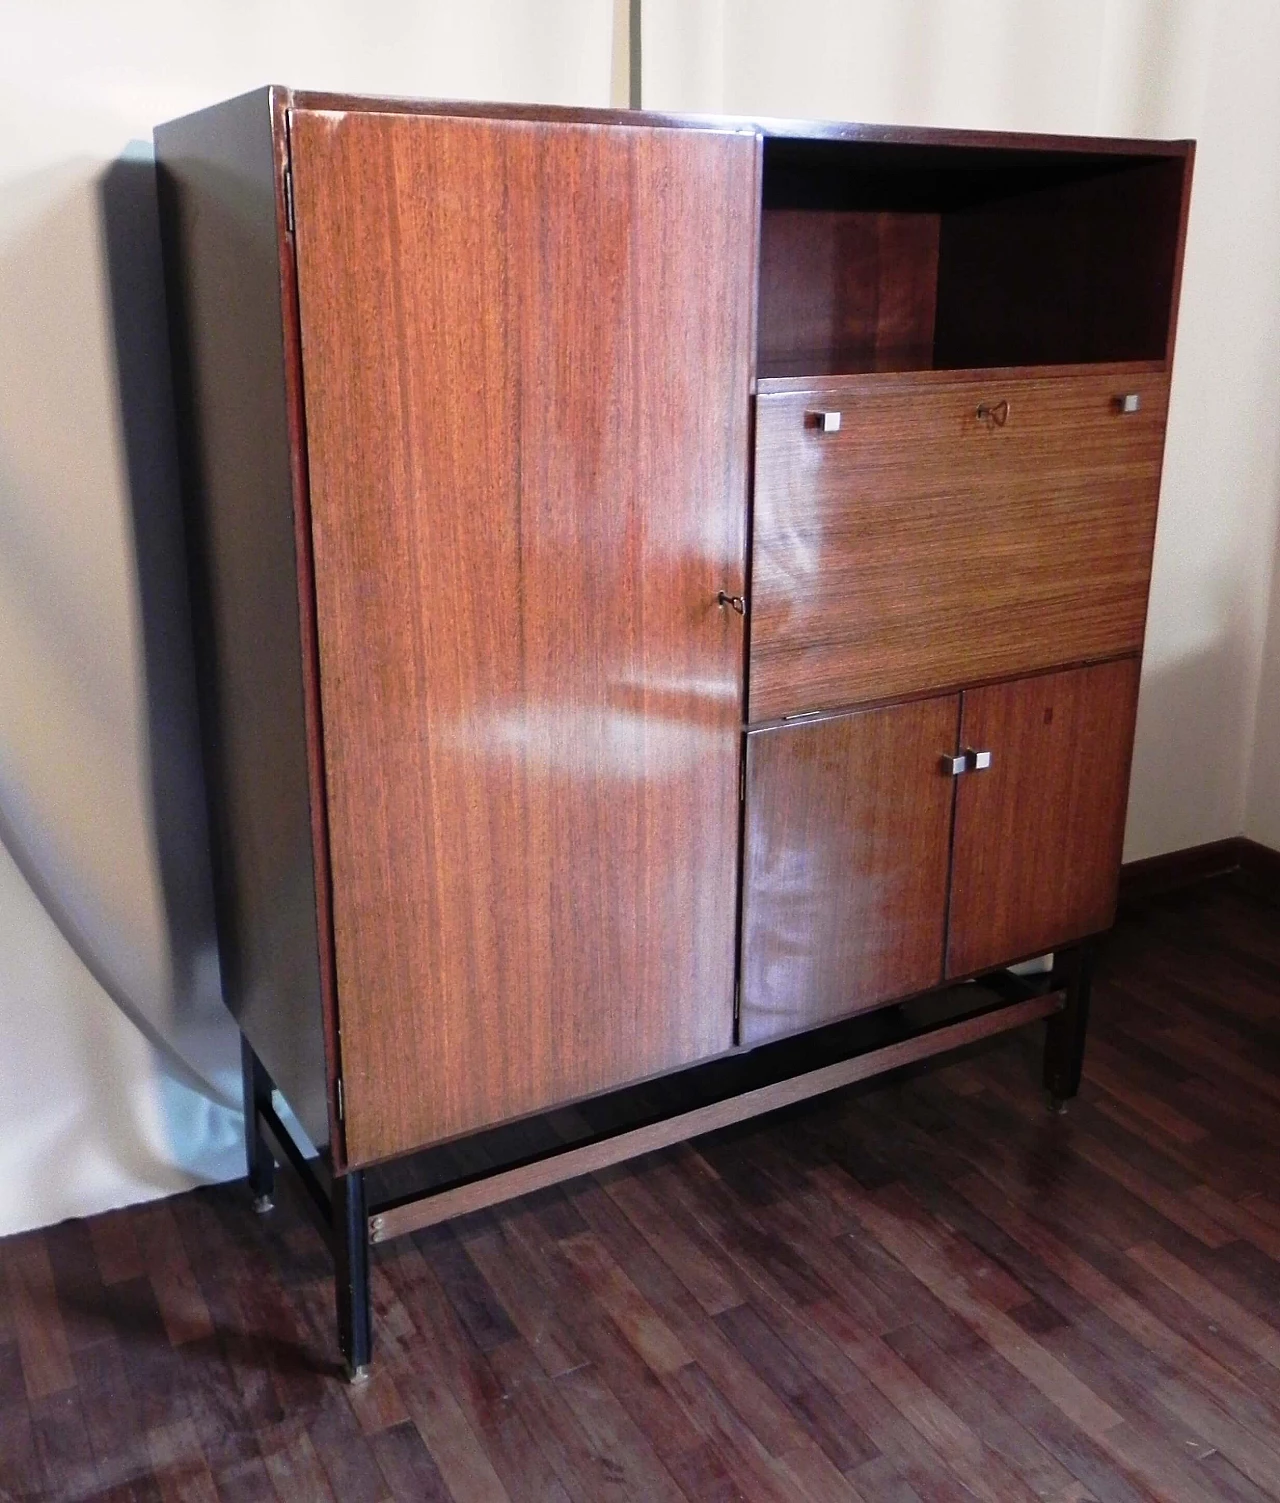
942,750 -> 993,776
1117,393 -> 1141,414
808,409 -> 842,433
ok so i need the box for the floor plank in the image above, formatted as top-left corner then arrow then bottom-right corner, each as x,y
5,875 -> 1280,1499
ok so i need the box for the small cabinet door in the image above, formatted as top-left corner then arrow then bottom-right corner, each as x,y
946,657 -> 1141,979
290,110 -> 758,1164
740,695 -> 959,1046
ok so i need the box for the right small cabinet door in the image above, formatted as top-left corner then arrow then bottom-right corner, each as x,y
946,657 -> 1141,979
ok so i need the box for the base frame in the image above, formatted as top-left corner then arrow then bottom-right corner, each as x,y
240,1042 -> 371,1380
1043,940 -> 1096,1110
239,939 -> 1096,1376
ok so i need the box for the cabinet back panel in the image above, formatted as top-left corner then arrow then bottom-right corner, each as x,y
290,110 -> 756,1165
935,157 -> 1185,368
946,657 -> 1140,976
741,696 -> 957,1046
749,368 -> 1168,721
758,210 -> 939,378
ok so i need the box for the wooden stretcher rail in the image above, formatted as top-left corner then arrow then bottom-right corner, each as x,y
368,990 -> 1064,1243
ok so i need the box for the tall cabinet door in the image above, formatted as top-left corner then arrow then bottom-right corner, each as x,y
946,658 -> 1141,979
741,696 -> 959,1046
289,110 -> 758,1165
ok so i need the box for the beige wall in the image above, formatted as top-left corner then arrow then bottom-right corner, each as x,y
1240,10 -> 1280,845
3,1 -> 1280,1234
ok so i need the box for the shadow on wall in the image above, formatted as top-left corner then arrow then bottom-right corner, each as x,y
97,149 -> 239,1112
0,148 -> 245,1227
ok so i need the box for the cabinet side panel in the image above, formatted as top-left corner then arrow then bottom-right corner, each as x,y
155,89 -> 329,1149
291,111 -> 757,1165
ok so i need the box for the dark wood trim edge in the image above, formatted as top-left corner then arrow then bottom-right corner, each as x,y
272,90 -> 349,1173
1118,835 -> 1280,904
1119,836 -> 1243,902
1237,837 -> 1280,905
289,91 -> 1192,157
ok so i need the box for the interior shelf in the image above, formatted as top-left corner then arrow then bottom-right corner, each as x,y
757,136 -> 1187,381
756,344 -> 937,380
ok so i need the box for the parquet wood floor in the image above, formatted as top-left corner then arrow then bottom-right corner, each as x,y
5,876 -> 1280,1500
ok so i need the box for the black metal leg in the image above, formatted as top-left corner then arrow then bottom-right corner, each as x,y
240,1034 -> 276,1211
240,1036 -> 374,1376
333,1169 -> 372,1383
1043,942 -> 1095,1111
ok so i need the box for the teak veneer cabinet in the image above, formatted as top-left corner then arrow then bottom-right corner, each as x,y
156,87 -> 1193,1377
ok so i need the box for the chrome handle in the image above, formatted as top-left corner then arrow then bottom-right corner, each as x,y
807,409 -> 842,433
717,591 -> 746,615
1116,392 -> 1141,414
941,750 -> 992,776
976,400 -> 1009,427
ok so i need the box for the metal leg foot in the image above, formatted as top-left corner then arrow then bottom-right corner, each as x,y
1043,942 -> 1095,1107
241,1034 -> 276,1209
334,1169 -> 372,1378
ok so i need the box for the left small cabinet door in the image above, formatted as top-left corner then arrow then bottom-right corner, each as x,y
740,695 -> 960,1046
289,109 -> 758,1165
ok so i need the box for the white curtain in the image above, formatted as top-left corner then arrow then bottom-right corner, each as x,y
0,0 -> 616,1238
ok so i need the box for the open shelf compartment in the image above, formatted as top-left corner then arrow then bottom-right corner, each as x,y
757,134 -> 1188,380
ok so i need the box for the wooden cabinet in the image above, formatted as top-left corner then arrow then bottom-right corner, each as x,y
155,89 -> 1191,1374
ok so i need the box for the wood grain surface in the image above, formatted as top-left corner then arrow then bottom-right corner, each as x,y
758,209 -> 940,377
749,368 -> 1169,721
5,874 -> 1280,1503
947,657 -> 1141,977
740,697 -> 959,1045
289,109 -> 757,1165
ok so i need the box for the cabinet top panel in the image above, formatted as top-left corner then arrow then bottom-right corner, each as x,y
273,87 -> 1191,158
